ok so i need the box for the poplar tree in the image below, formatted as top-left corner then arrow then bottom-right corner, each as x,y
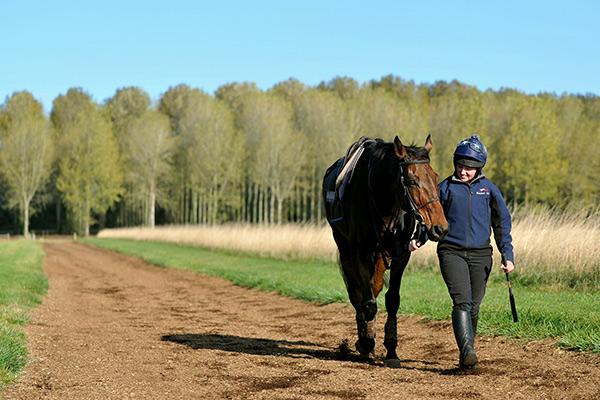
291,89 -> 353,221
160,85 -> 243,224
237,91 -> 304,224
121,110 -> 172,227
0,92 -> 54,237
52,88 -> 123,235
107,87 -> 152,225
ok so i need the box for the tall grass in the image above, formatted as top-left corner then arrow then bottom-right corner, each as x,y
98,207 -> 600,289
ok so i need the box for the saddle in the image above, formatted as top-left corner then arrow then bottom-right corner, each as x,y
323,137 -> 375,227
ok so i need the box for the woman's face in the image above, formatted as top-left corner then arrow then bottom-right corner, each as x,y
455,163 -> 478,183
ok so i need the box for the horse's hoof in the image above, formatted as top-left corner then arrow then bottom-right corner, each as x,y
355,339 -> 375,356
358,351 -> 375,363
384,358 -> 401,368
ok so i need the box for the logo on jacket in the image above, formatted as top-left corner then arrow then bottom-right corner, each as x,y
476,187 -> 490,195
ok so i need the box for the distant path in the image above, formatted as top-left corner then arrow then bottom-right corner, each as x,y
3,241 -> 600,399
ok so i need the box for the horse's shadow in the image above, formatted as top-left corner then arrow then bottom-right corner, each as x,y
161,333 -> 355,361
161,333 -> 467,375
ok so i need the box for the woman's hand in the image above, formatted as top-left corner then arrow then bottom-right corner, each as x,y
501,260 -> 515,273
408,240 -> 421,252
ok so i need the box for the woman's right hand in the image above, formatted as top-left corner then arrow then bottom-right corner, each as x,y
501,260 -> 515,273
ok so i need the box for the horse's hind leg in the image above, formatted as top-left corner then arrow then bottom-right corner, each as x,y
383,252 -> 410,368
338,247 -> 376,358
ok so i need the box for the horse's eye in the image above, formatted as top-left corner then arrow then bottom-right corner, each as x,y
406,176 -> 419,187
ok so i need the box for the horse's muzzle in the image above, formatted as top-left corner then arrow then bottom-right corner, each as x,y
428,224 -> 448,242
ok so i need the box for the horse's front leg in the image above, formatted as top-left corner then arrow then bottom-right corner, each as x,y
383,251 -> 410,368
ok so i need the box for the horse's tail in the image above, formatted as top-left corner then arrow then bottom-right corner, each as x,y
371,255 -> 388,298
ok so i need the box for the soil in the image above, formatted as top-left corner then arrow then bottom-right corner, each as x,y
2,241 -> 600,400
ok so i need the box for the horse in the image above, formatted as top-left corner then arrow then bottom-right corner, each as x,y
322,135 -> 448,367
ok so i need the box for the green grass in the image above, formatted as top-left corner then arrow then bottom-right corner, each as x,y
0,240 -> 47,386
84,237 -> 600,354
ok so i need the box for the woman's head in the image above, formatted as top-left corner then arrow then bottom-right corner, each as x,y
455,162 -> 478,183
453,135 -> 487,169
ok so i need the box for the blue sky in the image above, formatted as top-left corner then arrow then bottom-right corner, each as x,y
1,0 -> 598,110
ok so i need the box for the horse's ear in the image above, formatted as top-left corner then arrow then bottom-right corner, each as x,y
394,136 -> 406,158
424,134 -> 433,153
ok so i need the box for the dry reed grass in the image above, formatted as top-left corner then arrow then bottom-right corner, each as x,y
98,208 -> 600,283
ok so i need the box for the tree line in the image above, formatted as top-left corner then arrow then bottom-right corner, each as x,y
0,76 -> 598,236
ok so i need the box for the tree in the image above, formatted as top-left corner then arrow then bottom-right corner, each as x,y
237,91 -> 304,224
290,89 -> 353,221
0,92 -> 54,237
107,87 -> 152,226
52,89 -> 123,235
121,111 -> 173,227
491,95 -> 565,204
160,84 -> 244,224
106,87 -> 151,133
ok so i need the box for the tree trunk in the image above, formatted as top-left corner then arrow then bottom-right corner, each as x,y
211,188 -> 219,225
258,185 -> 264,224
82,202 -> 90,237
23,201 -> 30,239
315,177 -> 322,223
250,183 -> 256,223
270,188 -> 276,225
277,197 -> 283,225
148,182 -> 156,228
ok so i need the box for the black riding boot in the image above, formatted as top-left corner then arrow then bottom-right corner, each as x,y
452,309 -> 477,369
472,315 -> 478,337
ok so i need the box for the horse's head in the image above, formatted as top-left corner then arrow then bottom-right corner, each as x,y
394,135 -> 448,241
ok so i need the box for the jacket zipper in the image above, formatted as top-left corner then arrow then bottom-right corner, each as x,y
466,185 -> 472,248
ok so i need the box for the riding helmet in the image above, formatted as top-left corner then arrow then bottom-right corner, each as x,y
453,135 -> 487,168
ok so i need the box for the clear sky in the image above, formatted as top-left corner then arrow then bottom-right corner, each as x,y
1,0 -> 598,111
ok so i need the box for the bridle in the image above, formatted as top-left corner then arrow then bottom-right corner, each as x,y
397,158 -> 440,222
367,154 -> 439,266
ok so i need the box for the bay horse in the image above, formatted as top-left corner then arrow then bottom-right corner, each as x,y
322,135 -> 448,367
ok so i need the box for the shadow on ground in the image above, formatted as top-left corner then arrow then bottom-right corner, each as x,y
160,332 -> 472,376
162,333 -> 349,360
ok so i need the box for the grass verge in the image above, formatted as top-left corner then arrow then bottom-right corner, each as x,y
0,240 -> 47,387
84,237 -> 600,353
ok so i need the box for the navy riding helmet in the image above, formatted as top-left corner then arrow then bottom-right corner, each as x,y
453,135 -> 487,168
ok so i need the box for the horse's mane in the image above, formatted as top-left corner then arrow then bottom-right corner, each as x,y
368,140 -> 430,161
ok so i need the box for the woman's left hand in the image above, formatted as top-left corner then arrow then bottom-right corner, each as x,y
408,240 -> 421,252
501,260 -> 515,273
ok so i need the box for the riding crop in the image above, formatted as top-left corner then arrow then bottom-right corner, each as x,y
505,272 -> 518,322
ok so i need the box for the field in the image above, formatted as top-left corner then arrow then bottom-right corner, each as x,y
98,207 -> 600,289
84,237 -> 600,353
1,209 -> 600,398
3,240 -> 600,399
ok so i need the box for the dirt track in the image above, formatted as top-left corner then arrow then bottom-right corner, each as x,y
2,241 -> 600,399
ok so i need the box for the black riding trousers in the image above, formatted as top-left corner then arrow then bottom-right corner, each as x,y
437,248 -> 492,319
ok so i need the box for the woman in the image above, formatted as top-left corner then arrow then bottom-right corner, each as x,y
411,135 -> 515,369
